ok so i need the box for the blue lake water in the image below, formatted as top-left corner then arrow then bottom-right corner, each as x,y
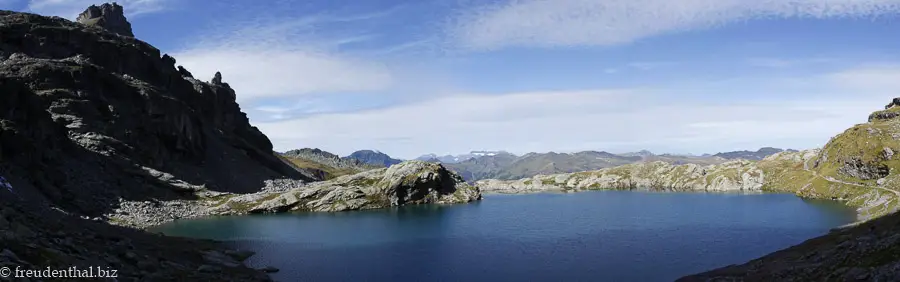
154,191 -> 856,281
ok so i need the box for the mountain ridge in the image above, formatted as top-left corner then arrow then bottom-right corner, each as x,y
424,148 -> 787,182
278,148 -> 379,180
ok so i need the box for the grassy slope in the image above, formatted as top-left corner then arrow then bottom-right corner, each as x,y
757,108 -> 900,220
678,107 -> 900,281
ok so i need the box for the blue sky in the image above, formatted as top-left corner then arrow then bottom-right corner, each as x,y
4,0 -> 900,159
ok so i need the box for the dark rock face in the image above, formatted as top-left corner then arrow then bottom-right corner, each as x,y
0,8 -> 310,281
76,3 -> 134,37
1,10 -> 311,214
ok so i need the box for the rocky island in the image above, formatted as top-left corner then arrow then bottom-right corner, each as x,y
0,4 -> 479,280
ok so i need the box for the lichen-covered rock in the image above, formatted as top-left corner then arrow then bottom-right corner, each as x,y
210,161 -> 482,215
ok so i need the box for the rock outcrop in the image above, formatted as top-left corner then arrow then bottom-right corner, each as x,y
207,161 -> 482,215
76,3 -> 133,37
1,6 -> 315,281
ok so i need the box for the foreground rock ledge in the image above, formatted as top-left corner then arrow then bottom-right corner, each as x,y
110,161 -> 482,227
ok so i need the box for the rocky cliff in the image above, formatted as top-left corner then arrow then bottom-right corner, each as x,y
0,7 -> 317,216
0,6 -> 317,281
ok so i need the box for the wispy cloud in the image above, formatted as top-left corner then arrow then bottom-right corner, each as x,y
27,0 -> 168,19
173,9 -> 402,102
826,65 -> 900,91
447,0 -> 900,51
746,57 -> 836,68
256,66 -> 900,158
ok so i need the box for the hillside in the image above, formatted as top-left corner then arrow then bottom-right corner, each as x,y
476,98 -> 900,280
279,148 -> 378,180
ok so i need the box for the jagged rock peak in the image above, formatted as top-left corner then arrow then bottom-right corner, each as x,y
212,71 -> 224,84
76,2 -> 134,37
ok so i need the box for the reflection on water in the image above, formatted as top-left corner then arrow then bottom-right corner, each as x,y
155,191 -> 856,282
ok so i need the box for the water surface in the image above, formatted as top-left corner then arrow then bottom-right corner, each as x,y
155,191 -> 856,282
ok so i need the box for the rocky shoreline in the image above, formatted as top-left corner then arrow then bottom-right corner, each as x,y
109,161 -> 482,229
475,149 -> 900,222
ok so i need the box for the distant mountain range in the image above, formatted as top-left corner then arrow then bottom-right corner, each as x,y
416,147 -> 794,182
345,150 -> 403,167
415,151 -> 508,163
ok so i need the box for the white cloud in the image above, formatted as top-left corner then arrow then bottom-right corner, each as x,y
172,13 -> 399,102
448,0 -> 900,50
175,48 -> 393,102
255,66 -> 900,159
27,0 -> 166,19
826,65 -> 900,91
